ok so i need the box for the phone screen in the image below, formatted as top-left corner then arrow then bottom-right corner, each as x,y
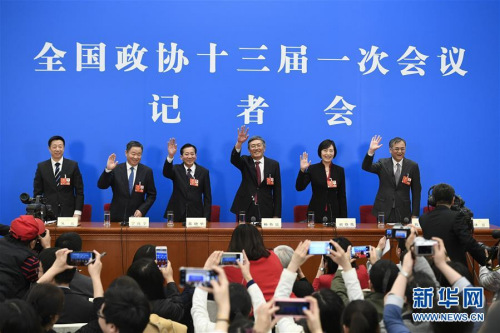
220,252 -> 242,266
180,268 -> 218,287
67,252 -> 95,266
274,299 -> 310,317
351,246 -> 370,259
308,241 -> 332,255
156,246 -> 168,267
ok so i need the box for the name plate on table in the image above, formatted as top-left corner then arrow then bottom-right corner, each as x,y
473,218 -> 490,229
129,217 -> 149,228
411,218 -> 421,228
57,217 -> 78,227
186,218 -> 207,228
336,218 -> 356,229
261,218 -> 282,229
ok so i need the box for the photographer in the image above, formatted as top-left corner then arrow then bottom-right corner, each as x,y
0,215 -> 51,300
420,183 -> 486,266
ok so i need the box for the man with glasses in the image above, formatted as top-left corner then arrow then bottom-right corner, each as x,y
362,135 -> 421,223
230,126 -> 282,222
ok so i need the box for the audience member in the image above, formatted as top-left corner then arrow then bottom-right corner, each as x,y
0,215 -> 51,300
342,300 -> 380,333
0,298 -> 43,333
127,258 -> 184,322
27,283 -> 65,333
224,224 -> 283,301
55,232 -> 94,298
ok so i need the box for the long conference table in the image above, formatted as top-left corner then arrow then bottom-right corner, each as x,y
48,222 -> 499,289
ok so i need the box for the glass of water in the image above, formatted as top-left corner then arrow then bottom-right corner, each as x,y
104,211 -> 110,227
377,212 -> 385,228
307,211 -> 315,228
167,211 -> 174,227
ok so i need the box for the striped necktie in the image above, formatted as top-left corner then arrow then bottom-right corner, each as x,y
55,162 -> 61,187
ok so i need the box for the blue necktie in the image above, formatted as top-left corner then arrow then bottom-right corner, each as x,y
129,167 -> 134,194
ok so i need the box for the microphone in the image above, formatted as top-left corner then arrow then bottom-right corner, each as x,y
121,197 -> 130,226
403,217 -> 410,226
322,216 -> 329,226
328,203 -> 335,228
251,216 -> 256,224
492,230 -> 500,239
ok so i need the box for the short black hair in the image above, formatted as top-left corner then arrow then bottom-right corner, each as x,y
317,139 -> 337,159
369,259 -> 399,294
39,247 -> 76,285
180,143 -> 197,155
102,285 -> 150,333
127,258 -> 165,300
313,289 -> 344,333
341,300 -> 379,333
433,183 -> 455,205
229,283 -> 252,321
247,136 -> 266,148
0,299 -> 43,333
48,136 -> 65,147
389,137 -> 406,148
27,283 -> 64,328
126,141 -> 143,152
55,232 -> 82,251
227,224 -> 270,260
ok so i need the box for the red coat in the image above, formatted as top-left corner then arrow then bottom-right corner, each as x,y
224,251 -> 283,301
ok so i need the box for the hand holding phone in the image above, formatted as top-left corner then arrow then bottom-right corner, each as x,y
179,267 -> 219,287
156,246 -> 168,267
274,298 -> 311,318
66,251 -> 96,266
351,246 -> 370,259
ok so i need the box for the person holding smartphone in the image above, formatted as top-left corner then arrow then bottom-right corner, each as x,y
296,139 -> 347,224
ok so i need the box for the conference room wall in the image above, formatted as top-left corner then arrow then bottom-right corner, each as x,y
1,0 -> 499,224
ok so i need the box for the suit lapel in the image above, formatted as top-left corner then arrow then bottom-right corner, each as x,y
246,156 -> 259,185
121,164 -> 131,197
383,159 -> 396,187
398,158 -> 411,188
45,160 -> 58,191
178,164 -> 189,196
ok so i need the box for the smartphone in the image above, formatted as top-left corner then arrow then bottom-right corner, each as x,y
274,298 -> 311,318
308,241 -> 333,255
179,267 -> 218,287
67,251 -> 96,266
351,246 -> 370,259
156,246 -> 168,267
220,252 -> 243,266
385,228 -> 411,239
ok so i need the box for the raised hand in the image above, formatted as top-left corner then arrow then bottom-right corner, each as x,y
167,137 -> 177,158
300,152 -> 311,172
235,125 -> 250,149
327,240 -> 352,272
368,135 -> 383,155
106,153 -> 118,170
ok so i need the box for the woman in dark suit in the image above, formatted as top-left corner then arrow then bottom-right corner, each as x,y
295,139 -> 347,223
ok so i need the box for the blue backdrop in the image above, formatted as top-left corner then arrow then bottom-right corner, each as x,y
1,0 -> 499,224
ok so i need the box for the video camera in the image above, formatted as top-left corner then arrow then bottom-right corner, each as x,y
19,193 -> 55,222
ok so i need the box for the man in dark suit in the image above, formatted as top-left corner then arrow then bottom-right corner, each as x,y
362,135 -> 421,222
33,135 -> 84,219
230,126 -> 281,222
97,141 -> 156,222
420,183 -> 486,267
163,138 -> 212,222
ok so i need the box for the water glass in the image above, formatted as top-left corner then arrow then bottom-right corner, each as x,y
104,211 -> 110,227
167,211 -> 174,227
307,211 -> 315,228
239,211 -> 246,224
377,212 -> 385,228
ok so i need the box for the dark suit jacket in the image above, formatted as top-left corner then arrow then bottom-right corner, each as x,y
230,147 -> 282,218
362,154 -> 421,219
57,287 -> 95,324
296,162 -> 347,222
163,159 -> 212,221
420,205 -> 486,266
33,158 -> 84,217
97,163 -> 156,222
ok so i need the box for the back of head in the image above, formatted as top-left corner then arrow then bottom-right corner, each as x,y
229,283 -> 252,321
433,183 -> 455,205
274,245 -> 294,268
404,272 -> 437,312
102,285 -> 151,333
227,224 -> 269,260
314,289 -> 344,333
430,294 -> 473,333
127,258 -> 165,300
293,280 -> 314,297
342,300 -> 379,333
132,244 -> 156,262
0,299 -> 43,333
369,260 -> 399,294
39,247 -> 76,285
27,283 -> 64,329
433,261 -> 472,288
55,232 -> 82,251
